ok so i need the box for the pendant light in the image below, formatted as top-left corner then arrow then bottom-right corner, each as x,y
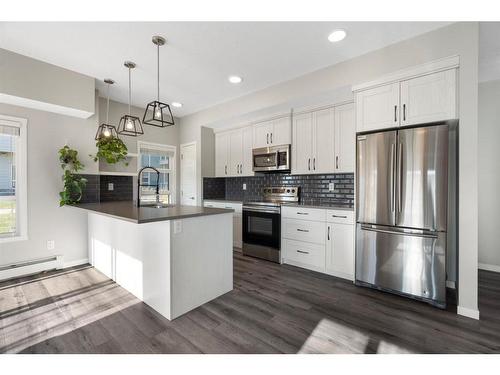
95,79 -> 119,140
143,35 -> 175,127
118,61 -> 144,137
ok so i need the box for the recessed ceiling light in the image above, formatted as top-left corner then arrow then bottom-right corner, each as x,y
171,102 -> 183,108
228,75 -> 243,84
328,29 -> 347,43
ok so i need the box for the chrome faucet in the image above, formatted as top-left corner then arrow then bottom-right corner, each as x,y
137,166 -> 160,207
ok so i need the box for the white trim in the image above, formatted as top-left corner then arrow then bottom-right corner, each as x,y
457,306 -> 480,320
0,255 -> 63,281
0,93 -> 94,119
63,258 -> 89,268
479,263 -> 500,273
212,111 -> 292,134
352,55 -> 460,92
293,99 -> 355,116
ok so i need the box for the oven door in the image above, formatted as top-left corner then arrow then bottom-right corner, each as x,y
242,208 -> 280,250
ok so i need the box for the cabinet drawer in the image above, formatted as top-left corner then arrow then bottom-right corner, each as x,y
282,206 -> 326,222
283,219 -> 326,244
283,239 -> 325,271
326,210 -> 354,224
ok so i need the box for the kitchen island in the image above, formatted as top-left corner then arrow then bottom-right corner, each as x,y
75,201 -> 234,320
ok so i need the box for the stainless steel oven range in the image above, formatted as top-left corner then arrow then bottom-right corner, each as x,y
242,186 -> 299,263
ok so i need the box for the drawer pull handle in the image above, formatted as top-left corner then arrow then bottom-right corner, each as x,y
297,250 -> 309,254
296,212 -> 309,215
296,229 -> 309,232
332,215 -> 347,218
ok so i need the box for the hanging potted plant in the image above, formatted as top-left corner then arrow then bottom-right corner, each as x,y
91,136 -> 129,165
59,145 -> 87,206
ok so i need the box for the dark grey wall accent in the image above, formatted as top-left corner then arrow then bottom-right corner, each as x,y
203,173 -> 354,208
80,174 -> 133,203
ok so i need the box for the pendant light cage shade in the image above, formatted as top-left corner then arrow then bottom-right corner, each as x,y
95,78 -> 119,140
143,101 -> 175,127
118,114 -> 145,136
143,35 -> 176,128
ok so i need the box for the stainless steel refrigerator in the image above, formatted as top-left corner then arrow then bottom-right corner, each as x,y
356,123 -> 453,308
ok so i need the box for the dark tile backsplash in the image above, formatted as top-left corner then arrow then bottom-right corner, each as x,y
203,173 -> 355,208
79,174 -> 133,203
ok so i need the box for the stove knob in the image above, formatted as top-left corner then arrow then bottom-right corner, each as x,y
291,189 -> 295,193
287,189 -> 290,193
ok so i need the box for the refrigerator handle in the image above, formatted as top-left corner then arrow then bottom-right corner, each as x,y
397,142 -> 403,213
390,143 -> 395,212
360,224 -> 438,239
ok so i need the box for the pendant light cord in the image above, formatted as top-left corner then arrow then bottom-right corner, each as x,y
106,82 -> 110,124
157,42 -> 160,102
128,67 -> 131,115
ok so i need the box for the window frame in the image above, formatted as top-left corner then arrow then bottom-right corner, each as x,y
0,114 -> 28,243
137,141 -> 176,204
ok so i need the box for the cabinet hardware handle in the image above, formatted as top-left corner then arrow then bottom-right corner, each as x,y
336,156 -> 339,169
267,133 -> 269,144
328,226 -> 330,241
403,104 -> 406,121
308,158 -> 311,170
270,133 -> 273,144
296,212 -> 309,215
394,105 -> 397,122
313,158 -> 316,170
225,165 -> 227,175
296,229 -> 309,232
297,250 -> 309,254
240,164 -> 243,174
331,215 -> 347,218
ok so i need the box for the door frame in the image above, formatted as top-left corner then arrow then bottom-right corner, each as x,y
180,141 -> 197,206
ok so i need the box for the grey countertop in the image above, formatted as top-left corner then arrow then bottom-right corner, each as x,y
73,201 -> 234,224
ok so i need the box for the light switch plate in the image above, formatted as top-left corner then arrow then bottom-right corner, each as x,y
108,183 -> 114,191
328,182 -> 335,192
243,183 -> 247,190
174,220 -> 182,234
47,240 -> 55,250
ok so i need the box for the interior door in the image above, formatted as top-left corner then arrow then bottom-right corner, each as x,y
229,129 -> 243,176
180,143 -> 197,206
313,107 -> 335,174
356,130 -> 397,226
396,125 -> 449,231
292,112 -> 313,174
334,103 -> 355,173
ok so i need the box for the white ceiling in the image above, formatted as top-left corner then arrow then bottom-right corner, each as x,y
0,22 -> 470,117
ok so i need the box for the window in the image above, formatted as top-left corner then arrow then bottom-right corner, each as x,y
138,141 -> 176,204
0,115 -> 27,242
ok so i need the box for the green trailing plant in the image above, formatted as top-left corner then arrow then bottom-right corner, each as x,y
91,136 -> 129,165
59,145 -> 87,206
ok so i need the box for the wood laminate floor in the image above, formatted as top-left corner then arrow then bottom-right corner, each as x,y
1,252 -> 499,354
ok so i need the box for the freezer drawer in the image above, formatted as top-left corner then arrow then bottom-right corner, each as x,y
355,224 -> 446,307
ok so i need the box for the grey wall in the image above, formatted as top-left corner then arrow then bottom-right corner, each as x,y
478,80 -> 500,271
180,22 -> 480,317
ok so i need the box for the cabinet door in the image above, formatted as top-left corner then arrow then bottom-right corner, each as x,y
326,223 -> 354,281
229,129 -> 243,176
292,112 -> 313,175
215,132 -> 229,177
400,69 -> 457,126
271,116 -> 291,145
334,103 -> 356,173
312,107 -> 335,174
242,126 -> 254,176
355,82 -> 400,132
253,120 -> 273,148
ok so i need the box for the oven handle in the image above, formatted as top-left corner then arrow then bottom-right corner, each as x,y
243,207 -> 280,214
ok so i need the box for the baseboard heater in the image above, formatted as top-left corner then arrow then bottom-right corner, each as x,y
0,255 -> 63,281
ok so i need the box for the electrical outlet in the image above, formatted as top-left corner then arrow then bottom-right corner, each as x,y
108,183 -> 114,191
47,240 -> 55,250
243,183 -> 247,190
174,220 -> 182,234
328,182 -> 335,192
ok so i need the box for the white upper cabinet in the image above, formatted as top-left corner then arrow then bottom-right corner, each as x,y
229,129 -> 243,176
253,116 -> 291,148
312,107 -> 335,174
355,82 -> 400,132
292,112 -> 314,175
400,69 -> 457,126
334,103 -> 356,173
215,132 -> 230,177
242,126 -> 254,176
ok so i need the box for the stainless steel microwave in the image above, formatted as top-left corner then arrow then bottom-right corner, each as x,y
252,144 -> 291,172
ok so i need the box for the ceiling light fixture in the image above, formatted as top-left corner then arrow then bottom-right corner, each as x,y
228,75 -> 243,84
118,61 -> 144,137
95,79 -> 119,140
171,102 -> 183,108
328,29 -> 347,43
143,35 -> 175,127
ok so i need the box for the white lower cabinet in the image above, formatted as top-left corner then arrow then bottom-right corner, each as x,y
282,206 -> 354,281
203,200 -> 242,248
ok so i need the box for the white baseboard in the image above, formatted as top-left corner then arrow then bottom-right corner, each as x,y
62,258 -> 89,269
478,263 -> 500,273
457,306 -> 480,320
